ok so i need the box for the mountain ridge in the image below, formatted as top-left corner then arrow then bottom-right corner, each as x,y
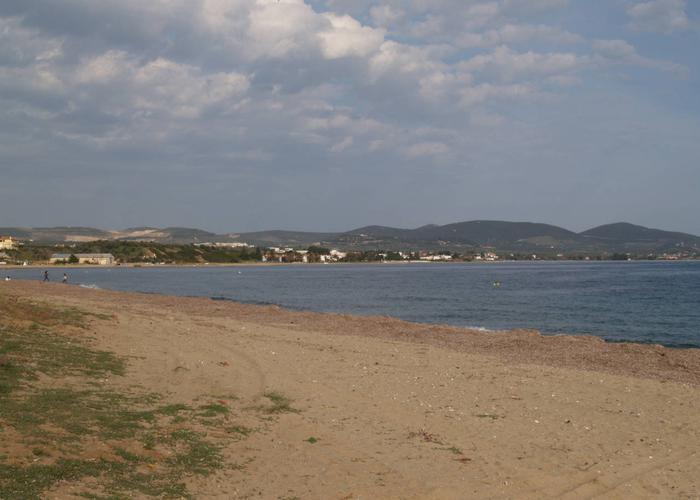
1,221 -> 698,254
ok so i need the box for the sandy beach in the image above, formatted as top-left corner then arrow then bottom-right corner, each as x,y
1,280 -> 699,499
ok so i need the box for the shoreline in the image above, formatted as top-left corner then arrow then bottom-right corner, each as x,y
2,280 -> 700,497
3,279 -> 699,385
4,271 -> 699,351
2,258 -> 698,270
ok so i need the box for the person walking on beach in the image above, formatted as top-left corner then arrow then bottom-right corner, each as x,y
43,270 -> 49,282
62,273 -> 68,284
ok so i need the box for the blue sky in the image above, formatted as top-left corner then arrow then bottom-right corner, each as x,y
0,0 -> 698,234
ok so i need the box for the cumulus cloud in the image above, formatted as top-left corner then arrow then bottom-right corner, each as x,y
0,0 -> 697,231
248,0 -> 324,58
460,46 -> 582,81
627,0 -> 690,34
318,13 -> 385,59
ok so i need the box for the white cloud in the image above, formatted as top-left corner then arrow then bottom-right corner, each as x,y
367,41 -> 448,82
75,50 -> 131,84
329,135 -> 353,152
459,83 -> 534,107
248,0 -> 324,58
0,0 -> 692,184
369,5 -> 405,28
627,0 -> 689,34
592,39 -> 687,76
70,52 -> 251,122
404,141 -> 450,158
0,17 -> 64,65
457,24 -> 583,48
318,13 -> 385,59
460,46 -> 582,81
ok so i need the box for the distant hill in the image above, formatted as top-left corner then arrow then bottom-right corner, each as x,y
231,230 -> 339,247
581,222 -> 698,243
0,226 -> 111,242
0,227 -> 33,239
409,221 -> 579,246
335,221 -> 585,251
2,221 -> 698,255
580,223 -> 700,253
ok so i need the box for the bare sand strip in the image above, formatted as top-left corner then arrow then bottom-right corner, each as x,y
4,281 -> 700,499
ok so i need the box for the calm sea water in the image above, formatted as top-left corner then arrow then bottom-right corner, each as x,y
5,261 -> 700,347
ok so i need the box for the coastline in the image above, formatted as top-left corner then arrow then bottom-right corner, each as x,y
3,278 -> 700,384
3,259 -> 698,270
2,281 -> 699,498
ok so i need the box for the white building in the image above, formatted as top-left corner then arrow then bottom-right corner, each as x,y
0,236 -> 18,250
50,253 -> 115,265
330,249 -> 347,260
420,254 -> 453,261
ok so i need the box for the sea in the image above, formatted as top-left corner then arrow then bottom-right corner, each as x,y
5,261 -> 700,348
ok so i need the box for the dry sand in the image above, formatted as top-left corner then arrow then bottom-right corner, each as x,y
3,280 -> 700,499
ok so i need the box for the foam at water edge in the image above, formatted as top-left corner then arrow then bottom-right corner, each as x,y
463,325 -> 493,332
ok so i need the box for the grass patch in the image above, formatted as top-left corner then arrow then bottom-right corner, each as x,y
227,425 -> 253,438
197,403 -> 230,418
157,403 -> 190,416
305,437 -> 318,444
167,430 -> 223,475
0,459 -> 114,500
0,323 -> 125,387
0,294 -> 111,329
474,413 -> 500,420
260,391 -> 298,414
0,295 -> 246,499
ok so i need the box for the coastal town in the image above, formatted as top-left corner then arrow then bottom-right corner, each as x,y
0,234 -> 697,267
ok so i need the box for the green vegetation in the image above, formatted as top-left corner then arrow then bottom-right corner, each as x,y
474,413 -> 500,420
259,392 -> 298,414
0,294 -> 264,499
7,240 -> 263,265
6,236 -> 696,265
306,246 -> 330,255
197,403 -> 230,418
226,425 -> 253,438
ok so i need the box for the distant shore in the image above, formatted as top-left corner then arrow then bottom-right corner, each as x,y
3,258 -> 697,271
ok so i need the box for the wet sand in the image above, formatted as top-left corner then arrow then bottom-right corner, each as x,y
3,280 -> 699,499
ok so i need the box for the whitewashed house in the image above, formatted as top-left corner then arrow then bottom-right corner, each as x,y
50,253 -> 115,265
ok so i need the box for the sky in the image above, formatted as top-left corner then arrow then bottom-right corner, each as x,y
0,0 -> 698,234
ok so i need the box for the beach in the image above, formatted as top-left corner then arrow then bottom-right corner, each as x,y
1,280 -> 699,499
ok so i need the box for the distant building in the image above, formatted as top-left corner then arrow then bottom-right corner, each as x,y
0,236 -> 18,250
330,249 -> 347,260
50,253 -> 115,265
420,254 -> 453,261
